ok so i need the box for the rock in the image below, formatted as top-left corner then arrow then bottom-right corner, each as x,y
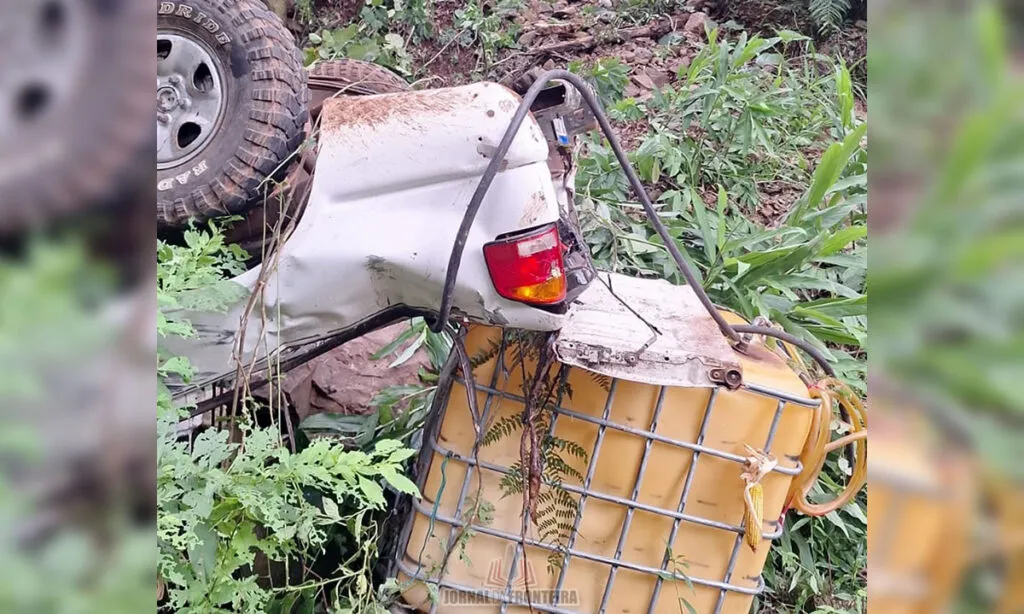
619,49 -> 637,63
597,9 -> 616,23
597,0 -> 613,8
279,323 -> 431,420
518,30 -> 539,46
543,58 -> 556,70
646,68 -> 672,88
634,46 -> 654,64
551,1 -> 575,18
632,72 -> 657,91
684,11 -> 708,35
624,83 -> 643,99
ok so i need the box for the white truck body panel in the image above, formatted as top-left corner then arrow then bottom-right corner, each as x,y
172,82 -> 565,387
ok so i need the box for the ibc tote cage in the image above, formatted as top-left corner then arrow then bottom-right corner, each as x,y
388,333 -> 821,614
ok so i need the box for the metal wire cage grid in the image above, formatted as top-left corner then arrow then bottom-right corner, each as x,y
392,333 -> 820,614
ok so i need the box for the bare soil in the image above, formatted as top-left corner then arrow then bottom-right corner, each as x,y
276,323 -> 431,421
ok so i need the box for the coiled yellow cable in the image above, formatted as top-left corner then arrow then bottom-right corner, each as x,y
788,377 -> 868,516
743,331 -> 868,517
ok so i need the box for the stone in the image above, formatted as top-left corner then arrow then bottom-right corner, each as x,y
518,30 -> 539,46
684,11 -> 708,34
634,46 -> 654,64
646,68 -> 672,87
632,72 -> 657,91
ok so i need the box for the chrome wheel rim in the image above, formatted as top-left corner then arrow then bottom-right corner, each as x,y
156,31 -> 226,169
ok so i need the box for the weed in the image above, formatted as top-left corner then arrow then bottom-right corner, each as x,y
157,222 -> 419,613
452,0 -> 524,73
808,0 -> 865,35
360,0 -> 435,43
569,57 -> 631,106
306,25 -> 414,74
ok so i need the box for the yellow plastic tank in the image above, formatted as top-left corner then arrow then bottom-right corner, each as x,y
866,408 -> 973,614
396,318 -> 819,614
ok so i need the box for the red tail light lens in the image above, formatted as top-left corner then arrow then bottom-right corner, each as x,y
483,224 -> 567,305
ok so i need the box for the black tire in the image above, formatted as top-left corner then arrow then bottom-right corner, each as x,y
308,58 -> 410,95
156,0 -> 308,228
306,58 -> 411,122
0,0 -> 153,235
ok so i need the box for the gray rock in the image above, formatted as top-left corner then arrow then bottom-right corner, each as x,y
624,83 -> 643,99
632,72 -> 656,91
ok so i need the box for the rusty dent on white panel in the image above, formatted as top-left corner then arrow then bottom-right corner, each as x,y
555,272 -> 744,389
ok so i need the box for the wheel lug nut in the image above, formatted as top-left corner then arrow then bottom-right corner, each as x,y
158,113 -> 171,125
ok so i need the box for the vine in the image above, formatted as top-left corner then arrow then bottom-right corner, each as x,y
474,330 -> 590,574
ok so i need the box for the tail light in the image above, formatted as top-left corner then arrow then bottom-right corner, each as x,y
483,224 -> 566,305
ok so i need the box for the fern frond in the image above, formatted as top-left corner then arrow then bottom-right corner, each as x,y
544,455 -> 584,483
547,552 -> 565,574
483,414 -> 523,446
808,0 -> 851,34
587,371 -> 612,392
469,337 -> 503,370
499,465 -> 525,497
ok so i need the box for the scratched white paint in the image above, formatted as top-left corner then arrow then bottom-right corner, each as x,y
172,82 -> 565,388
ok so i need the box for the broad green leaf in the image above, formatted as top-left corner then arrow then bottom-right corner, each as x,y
789,122 -> 867,221
358,477 -> 386,506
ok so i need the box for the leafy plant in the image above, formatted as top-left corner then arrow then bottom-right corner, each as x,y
452,0 -> 524,72
157,222 -> 419,613
808,0 -> 865,35
569,57 -> 631,106
305,25 -> 414,74
299,316 -> 451,448
359,0 -> 435,44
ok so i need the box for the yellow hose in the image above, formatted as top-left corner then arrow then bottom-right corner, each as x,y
742,331 -> 867,517
788,377 -> 868,516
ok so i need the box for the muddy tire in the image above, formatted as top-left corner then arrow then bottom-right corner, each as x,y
307,58 -> 410,121
156,0 -> 308,228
